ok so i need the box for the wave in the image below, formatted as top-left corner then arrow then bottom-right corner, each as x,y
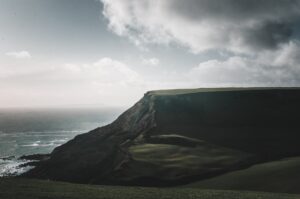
21,138 -> 68,148
4,130 -> 85,134
0,129 -> 83,172
51,138 -> 68,142
0,158 -> 33,177
0,156 -> 15,161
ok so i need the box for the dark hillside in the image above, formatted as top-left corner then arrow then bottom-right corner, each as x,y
152,89 -> 300,158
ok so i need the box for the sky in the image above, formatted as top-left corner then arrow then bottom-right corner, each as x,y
1,0 -> 300,108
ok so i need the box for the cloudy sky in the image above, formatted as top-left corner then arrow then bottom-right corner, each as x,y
1,0 -> 300,108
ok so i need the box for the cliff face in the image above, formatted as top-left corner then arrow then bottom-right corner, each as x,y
24,88 -> 300,186
25,94 -> 157,183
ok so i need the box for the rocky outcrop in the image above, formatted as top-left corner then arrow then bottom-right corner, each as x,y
19,154 -> 50,161
24,88 -> 300,186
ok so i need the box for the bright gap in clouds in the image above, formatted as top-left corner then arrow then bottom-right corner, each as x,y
5,51 -> 31,59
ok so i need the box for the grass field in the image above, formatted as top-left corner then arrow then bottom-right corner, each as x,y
129,142 -> 249,169
185,157 -> 300,194
116,136 -> 254,184
0,178 -> 299,199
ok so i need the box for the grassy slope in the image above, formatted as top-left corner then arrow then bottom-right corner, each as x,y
130,140 -> 250,168
107,133 -> 255,186
0,179 -> 299,199
185,157 -> 300,194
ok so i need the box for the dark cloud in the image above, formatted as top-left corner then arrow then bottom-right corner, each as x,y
171,0 -> 300,22
170,0 -> 300,51
242,22 -> 293,50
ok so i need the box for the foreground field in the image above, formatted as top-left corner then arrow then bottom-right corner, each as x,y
186,157 -> 300,194
0,179 -> 299,199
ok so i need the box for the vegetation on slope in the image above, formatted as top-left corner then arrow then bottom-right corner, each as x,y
119,137 -> 254,183
0,179 -> 299,199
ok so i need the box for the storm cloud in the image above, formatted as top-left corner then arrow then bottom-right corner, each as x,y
101,0 -> 300,53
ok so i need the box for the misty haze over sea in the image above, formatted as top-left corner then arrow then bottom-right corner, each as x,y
0,107 -> 122,176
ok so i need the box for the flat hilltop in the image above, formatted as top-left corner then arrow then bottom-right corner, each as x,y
147,87 -> 300,95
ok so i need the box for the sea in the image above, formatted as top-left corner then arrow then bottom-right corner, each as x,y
0,107 -> 123,177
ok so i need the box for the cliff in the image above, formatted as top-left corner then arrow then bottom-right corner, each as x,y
24,88 -> 300,186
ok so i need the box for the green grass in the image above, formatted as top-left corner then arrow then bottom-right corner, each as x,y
0,178 -> 299,199
125,140 -> 253,182
185,157 -> 300,194
129,142 -> 249,170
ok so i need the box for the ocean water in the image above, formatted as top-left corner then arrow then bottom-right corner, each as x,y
0,107 -> 122,177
